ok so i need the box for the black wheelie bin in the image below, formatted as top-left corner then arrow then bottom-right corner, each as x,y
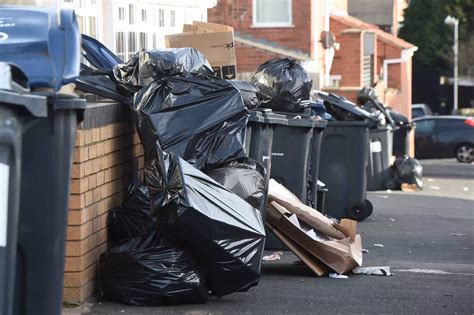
0,6 -> 86,315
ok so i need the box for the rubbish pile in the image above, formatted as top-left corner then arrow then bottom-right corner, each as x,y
98,48 -> 266,305
266,179 -> 363,275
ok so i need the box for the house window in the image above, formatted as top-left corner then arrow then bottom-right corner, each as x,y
153,33 -> 157,48
116,32 -> 126,60
118,7 -> 125,21
170,10 -> 175,27
90,0 -> 96,4
141,9 -> 147,22
139,32 -> 147,50
158,9 -> 164,27
253,0 -> 292,27
129,4 -> 135,25
128,32 -> 137,58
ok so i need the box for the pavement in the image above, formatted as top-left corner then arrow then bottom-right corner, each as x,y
70,159 -> 474,314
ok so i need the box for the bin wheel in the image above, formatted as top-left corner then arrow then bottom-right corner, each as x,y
384,177 -> 399,190
350,200 -> 373,221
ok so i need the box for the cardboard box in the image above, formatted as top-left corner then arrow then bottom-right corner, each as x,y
165,21 -> 236,80
267,201 -> 363,275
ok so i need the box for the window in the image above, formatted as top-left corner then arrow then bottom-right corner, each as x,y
129,4 -> 135,24
253,0 -> 292,26
415,120 -> 435,134
88,16 -> 97,38
90,0 -> 96,4
141,9 -> 147,21
128,32 -> 137,58
170,10 -> 175,27
153,33 -> 157,48
139,32 -> 147,50
77,15 -> 84,33
158,9 -> 164,27
116,32 -> 126,60
64,0 -> 73,3
118,7 -> 125,21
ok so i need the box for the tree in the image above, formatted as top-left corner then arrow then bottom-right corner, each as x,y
399,0 -> 474,75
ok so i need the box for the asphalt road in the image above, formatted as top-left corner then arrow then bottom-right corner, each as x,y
79,159 -> 474,314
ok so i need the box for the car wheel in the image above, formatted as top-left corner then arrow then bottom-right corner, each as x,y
455,143 -> 473,163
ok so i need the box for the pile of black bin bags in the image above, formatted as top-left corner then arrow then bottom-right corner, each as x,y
100,48 -> 266,306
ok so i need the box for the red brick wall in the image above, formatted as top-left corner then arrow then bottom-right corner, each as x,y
236,42 -> 283,73
208,0 -> 312,55
63,104 -> 144,303
377,40 -> 402,89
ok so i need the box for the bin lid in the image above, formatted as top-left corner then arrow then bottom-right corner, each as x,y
81,34 -> 123,70
327,120 -> 370,127
317,91 -> 377,123
0,6 -> 81,92
0,89 -> 47,117
248,110 -> 265,123
313,118 -> 327,130
284,114 -> 316,128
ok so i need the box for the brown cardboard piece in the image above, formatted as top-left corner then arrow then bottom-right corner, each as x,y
266,224 -> 329,277
268,179 -> 346,240
165,21 -> 236,80
267,201 -> 363,275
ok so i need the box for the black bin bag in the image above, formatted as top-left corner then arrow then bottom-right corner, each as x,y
228,80 -> 262,109
107,182 -> 152,244
113,48 -> 213,93
145,149 -> 266,297
393,155 -> 423,189
251,57 -> 312,113
134,74 -> 249,171
99,229 -> 209,306
205,157 -> 266,211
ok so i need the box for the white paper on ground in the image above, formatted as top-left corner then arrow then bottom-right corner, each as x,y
352,266 -> 392,276
0,163 -> 10,247
329,273 -> 349,279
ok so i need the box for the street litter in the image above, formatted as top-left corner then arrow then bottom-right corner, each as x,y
430,186 -> 440,190
266,179 -> 363,276
462,187 -> 469,191
451,233 -> 466,237
263,252 -> 284,262
329,273 -> 349,279
107,182 -> 152,244
389,218 -> 396,222
362,249 -> 370,253
352,266 -> 392,276
374,244 -> 385,248
252,58 -> 312,113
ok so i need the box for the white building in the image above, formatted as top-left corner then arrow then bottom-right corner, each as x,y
60,0 -> 216,61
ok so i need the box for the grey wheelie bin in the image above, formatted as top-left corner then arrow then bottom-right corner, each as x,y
366,126 -> 394,191
0,64 -> 48,315
319,121 -> 373,221
0,6 -> 86,315
393,123 -> 413,157
307,119 -> 327,208
266,112 -> 315,249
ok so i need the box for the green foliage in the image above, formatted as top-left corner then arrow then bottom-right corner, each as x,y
399,0 -> 474,72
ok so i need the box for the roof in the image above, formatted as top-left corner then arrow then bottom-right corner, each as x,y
234,32 -> 311,61
331,12 -> 416,50
348,0 -> 394,26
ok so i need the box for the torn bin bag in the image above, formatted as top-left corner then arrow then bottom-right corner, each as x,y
99,229 -> 209,306
134,74 -> 249,171
205,158 -> 266,210
251,58 -> 312,113
113,48 -> 213,93
145,150 -> 266,296
107,182 -> 152,244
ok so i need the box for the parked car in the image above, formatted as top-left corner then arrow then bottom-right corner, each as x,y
412,103 -> 433,119
413,116 -> 474,163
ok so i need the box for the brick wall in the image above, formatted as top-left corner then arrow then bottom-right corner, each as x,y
236,42 -> 282,73
63,102 -> 143,303
208,0 -> 313,55
330,18 -> 363,87
377,40 -> 402,89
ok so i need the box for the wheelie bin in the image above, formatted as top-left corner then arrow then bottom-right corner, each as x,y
393,123 -> 413,157
318,121 -> 373,221
0,64 -> 48,315
266,112 -> 315,249
307,119 -> 327,207
0,6 -> 86,315
366,126 -> 394,191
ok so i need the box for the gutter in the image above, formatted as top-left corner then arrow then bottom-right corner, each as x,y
234,36 -> 311,61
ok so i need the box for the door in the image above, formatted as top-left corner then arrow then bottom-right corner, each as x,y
415,119 -> 437,158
